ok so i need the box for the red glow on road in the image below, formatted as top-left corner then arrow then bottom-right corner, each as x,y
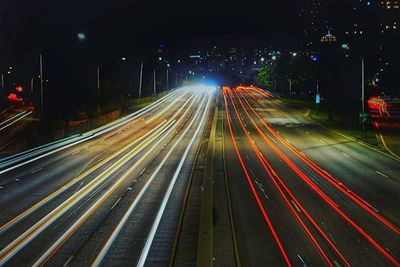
233,86 -> 400,266
240,87 -> 400,237
226,88 -> 346,266
223,87 -> 292,266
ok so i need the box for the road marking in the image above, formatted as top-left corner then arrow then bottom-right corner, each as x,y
297,254 -> 308,267
376,171 -> 389,178
249,168 -> 256,178
333,260 -> 341,267
30,167 -> 43,174
63,256 -> 74,267
291,200 -> 301,213
111,197 -> 122,210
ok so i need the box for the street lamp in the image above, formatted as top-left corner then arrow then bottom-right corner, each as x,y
342,43 -> 367,138
166,64 -> 170,91
272,55 -> 278,93
39,53 -> 45,128
139,61 -> 144,100
289,52 -> 297,96
77,32 -> 86,41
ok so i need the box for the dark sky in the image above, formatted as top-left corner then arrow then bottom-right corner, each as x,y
0,0 -> 301,54
0,0 -> 302,84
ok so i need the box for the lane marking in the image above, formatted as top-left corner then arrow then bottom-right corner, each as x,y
0,111 -> 33,132
63,255 -> 74,267
291,200 -> 301,213
30,167 -> 43,174
376,171 -> 389,178
111,197 -> 122,210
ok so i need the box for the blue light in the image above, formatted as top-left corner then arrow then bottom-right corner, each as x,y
311,55 -> 319,62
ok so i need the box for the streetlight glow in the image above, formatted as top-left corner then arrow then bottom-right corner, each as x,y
77,33 -> 86,41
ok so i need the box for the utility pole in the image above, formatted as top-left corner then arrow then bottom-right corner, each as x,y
31,77 -> 34,94
138,61 -> 143,100
361,56 -> 366,138
153,68 -> 156,95
97,65 -> 100,122
316,81 -> 320,114
40,53 -> 44,128
166,67 -> 169,91
0,74 -> 3,104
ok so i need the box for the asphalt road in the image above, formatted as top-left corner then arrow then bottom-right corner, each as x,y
221,86 -> 400,266
0,86 -> 216,266
1,85 -> 400,266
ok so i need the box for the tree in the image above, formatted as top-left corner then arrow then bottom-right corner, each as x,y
255,64 -> 276,90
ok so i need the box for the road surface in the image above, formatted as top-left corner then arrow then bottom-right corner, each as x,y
1,85 -> 400,266
219,86 -> 400,266
0,86 -> 216,266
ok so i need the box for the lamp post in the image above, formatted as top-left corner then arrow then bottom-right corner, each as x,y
97,65 -> 100,122
289,52 -> 297,96
360,55 -> 366,138
40,53 -> 44,128
0,74 -> 4,105
138,61 -> 143,100
153,68 -> 156,95
272,55 -> 277,93
166,63 -> 170,91
342,43 -> 367,138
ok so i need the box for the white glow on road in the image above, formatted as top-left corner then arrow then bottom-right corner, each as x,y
137,87 -> 215,267
0,111 -> 32,132
0,111 -> 28,127
0,90 -> 179,174
91,92 -> 205,267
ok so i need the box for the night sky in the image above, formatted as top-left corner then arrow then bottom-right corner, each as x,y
0,0 -> 301,66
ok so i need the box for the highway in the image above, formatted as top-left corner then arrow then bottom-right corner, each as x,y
1,84 -> 400,266
221,86 -> 400,266
0,85 -> 216,266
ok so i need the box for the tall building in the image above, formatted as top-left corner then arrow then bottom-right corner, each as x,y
380,1 -> 399,9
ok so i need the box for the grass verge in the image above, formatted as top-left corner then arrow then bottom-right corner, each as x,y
279,97 -> 379,147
